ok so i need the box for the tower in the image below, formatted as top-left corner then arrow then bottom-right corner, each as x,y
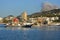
21,11 -> 27,22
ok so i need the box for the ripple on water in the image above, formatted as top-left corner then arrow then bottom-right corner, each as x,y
0,26 -> 60,40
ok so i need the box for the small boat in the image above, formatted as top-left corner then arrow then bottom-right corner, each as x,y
0,24 -> 7,28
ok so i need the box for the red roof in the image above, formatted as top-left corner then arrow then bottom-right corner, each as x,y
13,18 -> 19,22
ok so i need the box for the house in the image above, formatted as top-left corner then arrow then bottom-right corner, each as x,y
12,17 -> 19,24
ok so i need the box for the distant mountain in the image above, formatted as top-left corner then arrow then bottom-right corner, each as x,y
7,15 -> 14,17
29,2 -> 60,18
41,2 -> 59,11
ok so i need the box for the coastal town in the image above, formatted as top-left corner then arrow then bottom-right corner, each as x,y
0,0 -> 60,40
0,2 -> 60,28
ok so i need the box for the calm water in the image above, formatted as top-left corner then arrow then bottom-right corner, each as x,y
0,26 -> 60,40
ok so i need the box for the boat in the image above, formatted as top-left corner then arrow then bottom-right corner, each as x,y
0,24 -> 7,28
22,25 -> 32,28
22,23 -> 33,28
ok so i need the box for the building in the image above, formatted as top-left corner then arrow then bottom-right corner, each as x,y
29,16 -> 59,25
12,17 -> 19,24
21,11 -> 27,22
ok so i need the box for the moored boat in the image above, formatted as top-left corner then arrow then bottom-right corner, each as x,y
22,23 -> 33,28
0,24 -> 7,28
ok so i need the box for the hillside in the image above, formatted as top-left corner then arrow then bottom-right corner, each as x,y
29,9 -> 60,18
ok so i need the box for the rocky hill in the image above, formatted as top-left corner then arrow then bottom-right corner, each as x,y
29,9 -> 60,18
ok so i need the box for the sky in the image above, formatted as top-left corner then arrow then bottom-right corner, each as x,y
0,0 -> 60,17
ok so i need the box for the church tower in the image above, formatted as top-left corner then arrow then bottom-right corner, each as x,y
21,11 -> 27,22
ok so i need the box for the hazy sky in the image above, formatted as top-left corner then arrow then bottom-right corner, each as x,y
0,0 -> 60,17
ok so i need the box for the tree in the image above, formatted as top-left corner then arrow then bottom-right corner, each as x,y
3,18 -> 8,23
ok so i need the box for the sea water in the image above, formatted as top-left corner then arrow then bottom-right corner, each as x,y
0,26 -> 60,40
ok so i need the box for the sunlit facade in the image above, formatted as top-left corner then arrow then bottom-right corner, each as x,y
21,11 -> 27,22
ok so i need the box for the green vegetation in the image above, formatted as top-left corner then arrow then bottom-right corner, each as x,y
53,20 -> 60,23
29,9 -> 60,18
3,18 -> 8,23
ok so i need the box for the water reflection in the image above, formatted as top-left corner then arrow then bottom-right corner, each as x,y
0,26 -> 60,40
